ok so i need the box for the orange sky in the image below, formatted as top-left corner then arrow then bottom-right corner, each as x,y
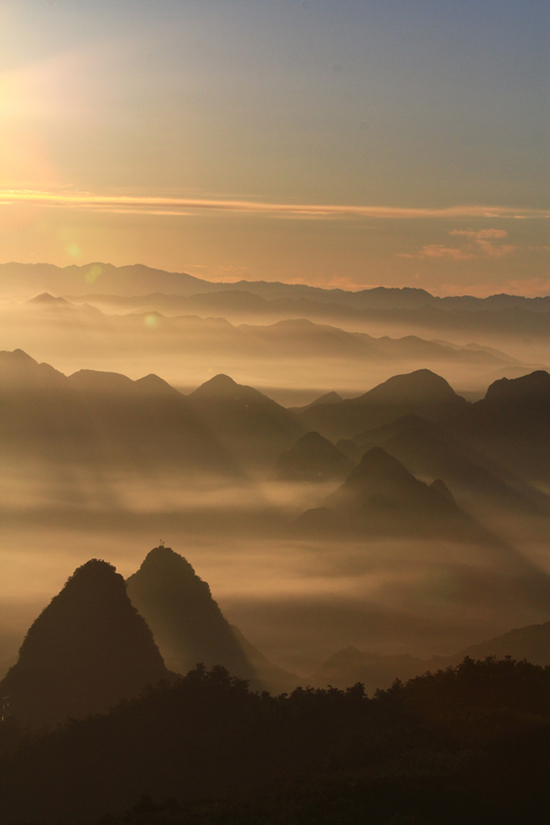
1,0 -> 548,295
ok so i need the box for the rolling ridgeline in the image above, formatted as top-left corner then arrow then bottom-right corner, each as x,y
2,347 -> 550,490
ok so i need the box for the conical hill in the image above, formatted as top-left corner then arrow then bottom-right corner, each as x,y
126,547 -> 297,693
0,560 -> 168,728
126,547 -> 254,679
271,431 -> 355,482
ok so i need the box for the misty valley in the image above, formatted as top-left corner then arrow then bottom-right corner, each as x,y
1,264 -> 550,824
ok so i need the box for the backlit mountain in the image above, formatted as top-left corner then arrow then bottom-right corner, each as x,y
0,560 -> 169,728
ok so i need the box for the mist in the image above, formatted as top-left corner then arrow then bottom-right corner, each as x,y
1,266 -> 549,694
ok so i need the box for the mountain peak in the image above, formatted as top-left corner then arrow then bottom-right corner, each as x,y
189,373 -> 244,399
0,347 -> 37,365
362,369 -> 461,405
27,293 -> 70,306
137,545 -> 200,581
68,369 -> 136,392
484,370 -> 550,404
312,391 -> 343,406
133,373 -> 181,396
271,431 -> 354,482
1,558 -> 168,728
355,446 -> 416,481
0,348 -> 66,388
127,547 -> 254,679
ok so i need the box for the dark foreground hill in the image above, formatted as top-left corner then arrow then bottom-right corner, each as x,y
126,546 -> 296,693
0,658 -> 549,824
312,619 -> 550,693
0,560 -> 169,729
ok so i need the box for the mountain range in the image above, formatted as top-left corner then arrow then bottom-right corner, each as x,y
311,618 -> 550,693
0,547 -> 297,729
4,294 -> 529,370
295,369 -> 469,440
2,262 -> 550,314
293,446 -> 498,544
2,348 -> 549,493
337,414 -> 548,517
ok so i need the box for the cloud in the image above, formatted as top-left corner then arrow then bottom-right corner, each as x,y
449,228 -> 509,240
402,244 -> 475,260
0,189 -> 548,221
401,227 -> 519,260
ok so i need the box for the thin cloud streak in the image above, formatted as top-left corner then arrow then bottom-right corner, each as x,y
0,190 -> 548,221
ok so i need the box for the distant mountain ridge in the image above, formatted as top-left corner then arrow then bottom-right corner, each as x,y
2,262 -> 549,312
297,369 -> 469,440
2,349 -> 549,486
312,618 -> 550,693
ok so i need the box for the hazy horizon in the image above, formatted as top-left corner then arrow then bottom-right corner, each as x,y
1,0 -> 548,294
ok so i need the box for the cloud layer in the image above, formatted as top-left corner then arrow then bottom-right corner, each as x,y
1,190 -> 549,222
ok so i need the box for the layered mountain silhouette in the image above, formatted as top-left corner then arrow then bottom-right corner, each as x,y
294,446 -> 470,539
0,349 -> 238,476
0,347 -> 67,390
289,390 -> 344,413
339,414 -> 549,516
310,647 -> 429,694
0,560 -> 169,728
453,371 -> 550,482
311,618 -> 550,693
459,619 -> 550,666
297,369 -> 469,440
126,546 -> 296,693
187,374 -> 304,470
271,431 -> 355,483
4,261 -> 548,315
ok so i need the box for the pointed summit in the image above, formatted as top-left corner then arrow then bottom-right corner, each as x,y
271,431 -> 354,482
336,445 -> 456,510
127,547 -> 254,679
353,445 -> 417,482
127,547 -> 297,693
189,373 -> 242,399
308,446 -> 468,538
26,293 -> 70,306
0,560 -> 168,729
188,375 -> 304,469
0,348 -> 66,389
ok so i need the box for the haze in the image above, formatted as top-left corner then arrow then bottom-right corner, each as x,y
1,2 -> 549,694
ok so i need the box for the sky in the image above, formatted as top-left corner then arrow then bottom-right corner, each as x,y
0,0 -> 548,295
